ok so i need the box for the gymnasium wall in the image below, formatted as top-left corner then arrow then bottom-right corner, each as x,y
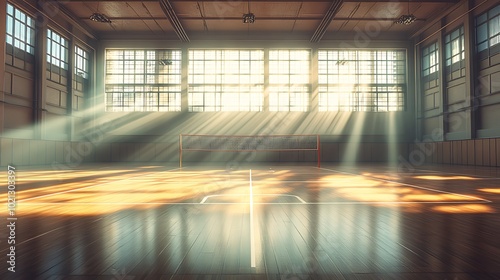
415,0 -> 500,167
0,1 -> 95,142
92,39 -> 415,164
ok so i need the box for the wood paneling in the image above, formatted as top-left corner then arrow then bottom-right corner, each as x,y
360,143 -> 372,162
0,138 -> 13,166
30,140 -> 46,165
321,142 -> 338,162
55,141 -> 65,164
136,143 -> 156,162
12,74 -> 33,99
12,139 -> 30,165
447,84 -> 466,104
467,140 -> 475,165
4,105 -> 33,130
452,141 -> 461,164
154,143 -> 169,162
442,142 -> 451,164
490,139 -> 497,167
437,142 -> 443,163
279,151 -> 299,162
460,140 -> 468,165
45,140 -> 56,165
482,139 -> 490,166
497,138 -> 500,167
96,143 -> 112,162
4,72 -> 12,94
474,140 -> 483,166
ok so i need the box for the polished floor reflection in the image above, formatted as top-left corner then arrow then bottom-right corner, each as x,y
1,164 -> 500,279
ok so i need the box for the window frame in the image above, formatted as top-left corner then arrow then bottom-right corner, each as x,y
422,42 -> 439,79
268,49 -> 311,112
318,49 -> 406,112
188,49 -> 265,112
444,26 -> 465,79
105,49 -> 182,112
476,4 -> 500,58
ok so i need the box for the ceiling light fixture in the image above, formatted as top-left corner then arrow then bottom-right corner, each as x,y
90,13 -> 112,23
89,3 -> 111,23
243,0 -> 255,23
395,0 -> 416,25
243,13 -> 255,23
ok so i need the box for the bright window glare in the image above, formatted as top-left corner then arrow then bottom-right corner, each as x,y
105,49 -> 182,112
318,50 -> 405,112
269,49 -> 310,111
6,3 -> 35,54
188,49 -> 264,112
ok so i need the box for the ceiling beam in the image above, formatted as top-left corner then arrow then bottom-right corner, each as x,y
311,0 -> 344,42
81,16 -> 426,22
59,0 -> 461,2
159,0 -> 189,42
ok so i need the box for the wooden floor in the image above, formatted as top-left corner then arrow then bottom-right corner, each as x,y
1,163 -> 500,279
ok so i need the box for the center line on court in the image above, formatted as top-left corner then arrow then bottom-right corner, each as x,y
249,169 -> 256,268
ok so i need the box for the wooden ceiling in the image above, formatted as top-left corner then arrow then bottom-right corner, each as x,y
55,0 -> 460,41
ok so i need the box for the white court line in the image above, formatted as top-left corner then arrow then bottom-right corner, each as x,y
249,169 -> 256,268
200,194 -> 306,204
319,167 -> 492,203
19,167 -> 180,202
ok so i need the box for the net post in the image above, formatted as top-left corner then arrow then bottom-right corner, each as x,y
179,134 -> 183,168
317,134 -> 321,168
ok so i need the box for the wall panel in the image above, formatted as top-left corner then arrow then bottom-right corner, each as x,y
490,139 -> 497,166
436,142 -> 443,163
474,140 -> 483,166
12,74 -> 33,99
321,143 -> 337,162
55,141 -> 65,164
442,142 -> 451,164
4,72 -> 12,94
482,139 -> 490,166
30,140 -> 46,165
460,140 -> 468,165
497,139 -> 500,167
467,140 -> 475,165
96,143 -> 111,162
452,141 -> 461,164
45,140 -> 56,165
0,139 -> 13,166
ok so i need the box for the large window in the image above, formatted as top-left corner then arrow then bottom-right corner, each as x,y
476,4 -> 500,54
105,49 -> 181,112
318,50 -> 405,112
269,49 -> 310,111
444,26 -> 465,78
5,3 -> 35,67
445,26 -> 465,66
47,29 -> 69,69
422,42 -> 439,77
75,46 -> 89,79
46,29 -> 69,84
188,49 -> 264,112
6,3 -> 35,54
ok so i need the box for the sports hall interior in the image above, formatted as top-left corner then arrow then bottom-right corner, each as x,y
1,0 -> 500,279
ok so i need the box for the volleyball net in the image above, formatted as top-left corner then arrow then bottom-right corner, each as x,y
179,134 -> 320,168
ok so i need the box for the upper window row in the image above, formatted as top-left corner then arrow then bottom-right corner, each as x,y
476,4 -> 500,52
5,3 -> 90,82
6,3 -> 34,54
422,4 -> 500,77
105,49 -> 406,112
